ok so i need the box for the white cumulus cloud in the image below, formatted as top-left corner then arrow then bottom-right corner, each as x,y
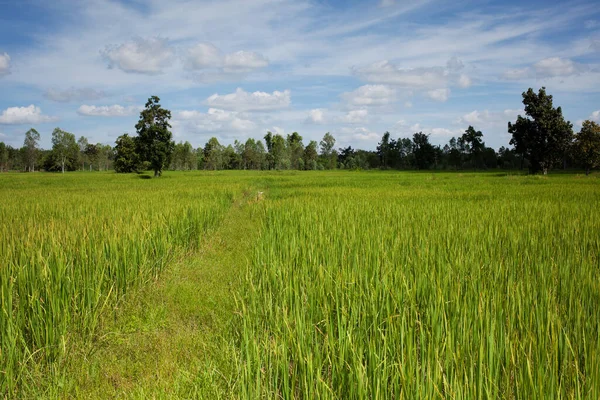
185,43 -> 268,78
534,57 -> 580,77
590,110 -> 600,122
340,109 -> 369,124
426,88 -> 450,102
176,108 -> 255,133
306,108 -> 326,124
0,53 -> 10,77
0,105 -> 57,124
186,43 -> 224,69
459,109 -> 522,127
101,37 -> 174,74
458,74 -> 472,88
341,84 -> 396,107
353,61 -> 447,88
503,57 -> 585,80
223,51 -> 268,72
205,88 -> 291,111
77,104 -> 141,117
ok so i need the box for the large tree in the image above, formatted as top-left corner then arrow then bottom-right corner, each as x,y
461,126 -> 484,168
84,143 -> 100,171
319,132 -> 337,169
287,132 -> 304,170
412,132 -> 435,170
135,96 -> 174,177
303,140 -> 319,170
23,128 -> 41,172
203,137 -> 224,170
114,134 -> 140,173
508,87 -> 573,174
574,120 -> 600,176
51,127 -> 78,173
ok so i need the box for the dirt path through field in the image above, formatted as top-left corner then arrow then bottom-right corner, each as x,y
63,192 -> 263,398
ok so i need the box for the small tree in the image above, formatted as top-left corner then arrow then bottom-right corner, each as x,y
319,132 -> 337,169
0,142 -> 8,172
77,136 -> 89,171
114,134 -> 140,173
508,87 -> 573,174
135,96 -> 174,177
84,143 -> 100,171
23,128 -> 41,172
303,140 -> 319,170
51,127 -> 78,173
574,120 -> 600,175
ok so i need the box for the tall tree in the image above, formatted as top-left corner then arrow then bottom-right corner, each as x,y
319,132 -> 337,169
0,142 -> 8,172
51,127 -> 78,173
77,136 -> 89,171
264,132 -> 274,169
23,128 -> 41,172
461,126 -> 484,168
135,96 -> 174,177
574,120 -> 600,175
84,143 -> 100,171
203,137 -> 224,170
508,87 -> 573,174
270,134 -> 289,170
114,134 -> 139,173
303,140 -> 319,170
412,132 -> 435,170
287,132 -> 304,170
377,132 -> 392,169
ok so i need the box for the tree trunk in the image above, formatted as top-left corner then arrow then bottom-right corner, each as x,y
154,169 -> 160,177
62,158 -> 65,174
586,168 -> 590,176
543,167 -> 548,175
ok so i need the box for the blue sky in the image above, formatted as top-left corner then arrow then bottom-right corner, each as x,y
0,0 -> 599,150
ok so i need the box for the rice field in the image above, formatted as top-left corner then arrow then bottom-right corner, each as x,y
1,171 -> 599,398
239,172 -> 600,399
0,172 -> 243,395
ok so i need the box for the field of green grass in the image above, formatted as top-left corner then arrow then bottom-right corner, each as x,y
0,171 -> 598,398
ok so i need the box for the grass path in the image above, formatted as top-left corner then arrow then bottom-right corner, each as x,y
61,193 -> 263,399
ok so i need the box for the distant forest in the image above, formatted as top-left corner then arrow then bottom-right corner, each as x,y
1,88 -> 599,175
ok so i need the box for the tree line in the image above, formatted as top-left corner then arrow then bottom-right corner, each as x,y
1,88 -> 599,175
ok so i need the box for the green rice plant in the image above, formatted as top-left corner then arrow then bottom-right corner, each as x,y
238,172 -> 600,399
0,171 -> 243,396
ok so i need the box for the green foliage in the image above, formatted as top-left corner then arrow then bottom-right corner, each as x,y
170,141 -> 196,170
135,96 -> 175,177
287,132 -> 304,170
461,125 -> 485,168
203,137 -> 224,170
50,127 -> 79,173
412,131 -> 435,169
319,132 -> 337,169
303,140 -> 319,170
574,120 -> 600,175
508,87 -> 573,174
0,141 -> 8,171
114,134 -> 140,173
23,128 -> 40,172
